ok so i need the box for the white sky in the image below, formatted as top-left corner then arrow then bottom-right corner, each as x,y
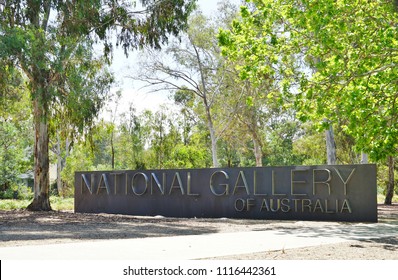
103,0 -> 243,121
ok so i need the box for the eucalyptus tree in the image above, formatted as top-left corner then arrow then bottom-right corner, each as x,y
0,0 -> 196,210
219,0 -> 398,204
134,2 -> 242,167
134,14 -> 220,167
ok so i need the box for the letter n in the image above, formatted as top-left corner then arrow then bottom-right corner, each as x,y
81,174 -> 93,194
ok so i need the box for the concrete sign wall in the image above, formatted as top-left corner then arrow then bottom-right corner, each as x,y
75,164 -> 378,222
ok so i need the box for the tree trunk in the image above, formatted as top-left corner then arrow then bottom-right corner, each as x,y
252,133 -> 263,167
111,131 -> 115,170
56,132 -> 62,196
209,122 -> 219,167
27,98 -> 52,211
205,105 -> 219,168
325,124 -> 337,165
56,152 -> 62,196
360,152 -> 369,164
385,155 -> 395,205
191,43 -> 219,167
55,134 -> 70,197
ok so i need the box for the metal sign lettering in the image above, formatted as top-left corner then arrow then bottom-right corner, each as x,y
75,164 -> 377,222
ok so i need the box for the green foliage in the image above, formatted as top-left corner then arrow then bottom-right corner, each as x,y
141,107 -> 212,169
0,62 -> 33,192
61,104 -> 211,188
264,120 -> 304,166
166,143 -> 209,168
218,138 -> 248,167
219,0 -> 398,162
219,0 -> 398,203
61,142 -> 95,193
293,124 -> 327,165
0,122 -> 23,190
50,196 -> 74,211
0,184 -> 33,200
17,184 -> 34,200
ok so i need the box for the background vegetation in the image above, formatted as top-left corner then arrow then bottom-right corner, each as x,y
1,0 -> 397,210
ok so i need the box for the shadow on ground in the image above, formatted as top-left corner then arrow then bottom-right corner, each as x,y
0,210 -> 222,243
260,204 -> 398,249
0,204 -> 397,246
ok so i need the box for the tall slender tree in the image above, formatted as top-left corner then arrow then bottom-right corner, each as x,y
0,0 -> 196,210
133,2 -> 242,167
134,11 -> 229,167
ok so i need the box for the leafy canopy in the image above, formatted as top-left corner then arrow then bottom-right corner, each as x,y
219,0 -> 398,161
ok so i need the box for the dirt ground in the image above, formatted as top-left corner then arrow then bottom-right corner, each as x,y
0,204 -> 397,260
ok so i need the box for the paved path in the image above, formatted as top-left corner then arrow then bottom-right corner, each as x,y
1,220 -> 397,260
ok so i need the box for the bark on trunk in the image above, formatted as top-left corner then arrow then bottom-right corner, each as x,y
56,133 -> 62,196
361,152 -> 369,164
326,125 -> 337,165
252,134 -> 263,167
206,106 -> 219,168
385,156 -> 395,205
111,132 -> 115,170
27,99 -> 52,211
55,134 -> 70,197
56,155 -> 62,195
192,43 -> 219,167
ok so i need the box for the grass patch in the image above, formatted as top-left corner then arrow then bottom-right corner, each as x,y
0,196 -> 74,211
50,196 -> 74,211
0,199 -> 30,210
